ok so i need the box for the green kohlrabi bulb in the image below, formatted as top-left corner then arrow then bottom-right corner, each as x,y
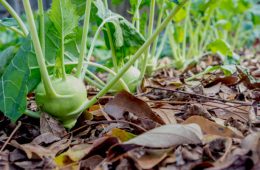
35,75 -> 87,128
108,66 -> 140,92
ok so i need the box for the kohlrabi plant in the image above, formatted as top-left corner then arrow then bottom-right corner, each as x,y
0,0 -> 189,128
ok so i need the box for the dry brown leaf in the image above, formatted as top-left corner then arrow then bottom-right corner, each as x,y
10,140 -> 54,159
128,149 -> 168,169
40,112 -> 67,138
152,104 -> 178,124
104,91 -> 164,124
182,116 -> 243,138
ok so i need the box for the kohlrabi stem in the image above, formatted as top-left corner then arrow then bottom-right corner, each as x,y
182,1 -> 191,60
199,10 -> 214,52
0,0 -> 28,36
74,0 -> 189,113
151,2 -> 164,58
103,0 -> 118,72
83,15 -> 121,71
84,76 -> 104,90
85,69 -> 106,87
85,62 -> 130,92
155,26 -> 169,61
76,0 -> 92,78
140,0 -> 156,78
23,0 -> 57,98
60,36 -> 66,80
232,15 -> 244,50
37,0 -> 45,56
167,23 -> 179,60
132,0 -> 142,31
24,109 -> 40,118
106,25 -> 119,72
5,26 -> 25,36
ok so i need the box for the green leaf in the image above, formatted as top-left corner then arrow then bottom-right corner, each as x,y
0,18 -> 18,27
207,39 -> 233,56
91,0 -> 145,61
174,25 -> 184,43
251,4 -> 260,25
173,7 -> 186,22
49,0 -> 79,38
44,21 -> 80,66
0,39 -> 40,122
71,0 -> 86,16
0,46 -> 17,76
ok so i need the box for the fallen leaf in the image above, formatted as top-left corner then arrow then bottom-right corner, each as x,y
128,148 -> 168,169
108,128 -> 136,142
80,155 -> 103,169
125,124 -> 203,147
104,91 -> 164,124
182,116 -> 242,138
40,112 -> 67,138
152,103 -> 178,124
203,83 -> 221,96
10,140 -> 54,159
31,132 -> 60,145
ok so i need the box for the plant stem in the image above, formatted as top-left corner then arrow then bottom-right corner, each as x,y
140,0 -> 156,78
132,0 -> 142,31
155,26 -> 169,60
151,2 -> 164,58
23,0 -> 57,97
167,23 -> 179,60
37,0 -> 45,56
103,0 -> 118,72
31,60 -> 130,92
5,26 -> 25,36
76,0 -> 92,78
80,15 -> 130,91
24,110 -> 40,118
0,0 -> 28,36
85,69 -> 106,87
85,62 -> 130,92
74,0 -> 189,113
231,15 -> 244,50
84,76 -> 104,90
106,24 -> 118,72
60,36 -> 66,80
84,15 -> 121,71
182,1 -> 191,61
199,9 -> 215,52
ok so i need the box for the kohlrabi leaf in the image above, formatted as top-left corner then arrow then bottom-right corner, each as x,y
71,0 -> 86,16
207,39 -> 233,57
44,22 -> 80,66
0,18 -> 18,27
0,46 -> 17,76
173,7 -> 186,22
0,39 -> 40,122
49,0 -> 79,38
92,0 -> 145,61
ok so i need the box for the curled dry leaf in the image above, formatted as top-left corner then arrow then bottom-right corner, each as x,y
104,91 -> 164,124
125,124 -> 203,148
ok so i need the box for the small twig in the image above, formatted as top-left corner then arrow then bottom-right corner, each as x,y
146,86 -> 252,106
0,121 -> 22,152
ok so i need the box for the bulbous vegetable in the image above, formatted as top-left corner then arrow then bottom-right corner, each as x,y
108,66 -> 140,92
35,75 -> 87,128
